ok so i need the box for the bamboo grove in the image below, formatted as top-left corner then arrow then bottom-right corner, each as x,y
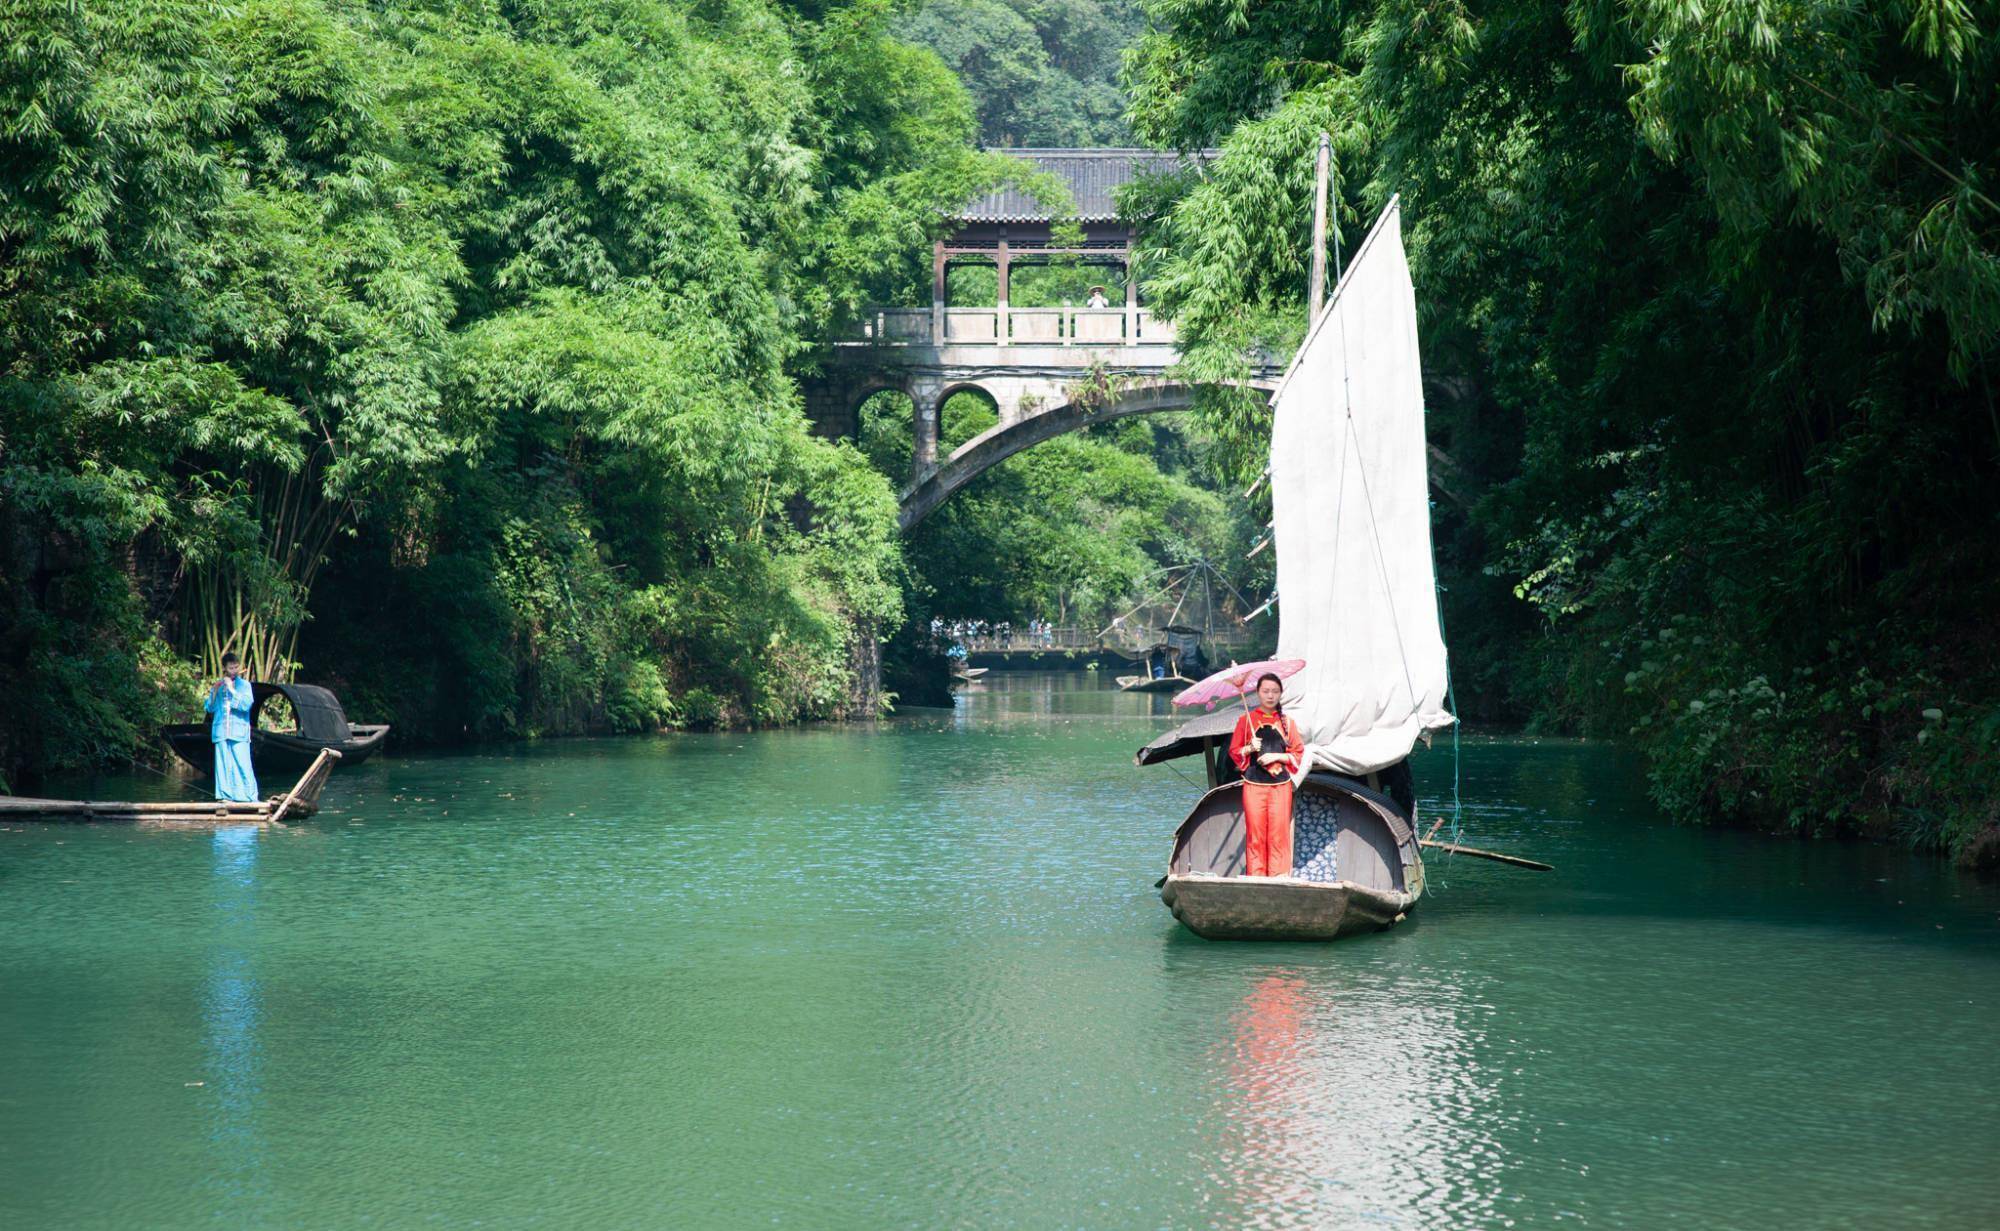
0,0 -> 1032,780
1125,0 -> 2000,859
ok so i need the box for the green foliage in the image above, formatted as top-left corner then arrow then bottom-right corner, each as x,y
0,0 -> 988,781
901,0 -> 1143,145
1128,0 -> 2000,854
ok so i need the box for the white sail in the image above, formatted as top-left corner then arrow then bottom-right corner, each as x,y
1269,197 -> 1455,776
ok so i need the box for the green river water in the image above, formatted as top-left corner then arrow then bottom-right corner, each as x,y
4,673 -> 1997,1229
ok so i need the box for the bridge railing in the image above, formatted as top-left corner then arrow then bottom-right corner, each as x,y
948,625 -> 1265,658
846,308 -> 1177,348
951,627 -> 1100,653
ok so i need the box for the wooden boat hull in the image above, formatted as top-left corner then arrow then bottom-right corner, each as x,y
164,723 -> 388,777
1161,874 -> 1413,941
1117,675 -> 1192,693
1161,774 -> 1425,942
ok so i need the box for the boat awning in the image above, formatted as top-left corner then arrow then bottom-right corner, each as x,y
1134,707 -> 1240,767
251,682 -> 353,741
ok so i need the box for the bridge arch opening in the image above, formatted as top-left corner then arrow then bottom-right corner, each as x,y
852,387 -> 919,477
899,382 -> 1245,533
936,383 -> 999,422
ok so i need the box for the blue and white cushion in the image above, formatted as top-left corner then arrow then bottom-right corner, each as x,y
1291,790 -> 1340,883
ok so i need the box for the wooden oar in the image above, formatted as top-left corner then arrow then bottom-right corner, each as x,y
1419,839 -> 1553,872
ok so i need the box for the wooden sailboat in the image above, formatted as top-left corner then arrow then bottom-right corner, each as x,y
1146,188 -> 1457,941
0,748 -> 342,826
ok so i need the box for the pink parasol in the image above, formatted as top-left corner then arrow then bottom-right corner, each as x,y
1171,658 -> 1307,710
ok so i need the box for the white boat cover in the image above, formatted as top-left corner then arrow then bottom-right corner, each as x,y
1270,198 -> 1455,776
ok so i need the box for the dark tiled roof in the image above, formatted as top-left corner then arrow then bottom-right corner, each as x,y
957,148 -> 1212,222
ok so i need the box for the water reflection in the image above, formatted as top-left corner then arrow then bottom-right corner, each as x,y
1202,961 -> 1506,1228
1220,974 -> 1314,1217
204,826 -> 265,1203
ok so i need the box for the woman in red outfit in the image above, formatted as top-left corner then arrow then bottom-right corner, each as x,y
1230,673 -> 1305,877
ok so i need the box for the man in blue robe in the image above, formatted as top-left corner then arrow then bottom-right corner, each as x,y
205,653 -> 259,802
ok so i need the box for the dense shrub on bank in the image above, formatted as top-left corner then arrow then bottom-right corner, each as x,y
0,0 -> 1023,781
1126,0 -> 2000,858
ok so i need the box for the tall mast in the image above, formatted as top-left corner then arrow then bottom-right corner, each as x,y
1308,133 -> 1332,322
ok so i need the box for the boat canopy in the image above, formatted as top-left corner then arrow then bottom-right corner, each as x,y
1134,707 -> 1239,766
1268,198 -> 1455,775
250,682 -> 354,742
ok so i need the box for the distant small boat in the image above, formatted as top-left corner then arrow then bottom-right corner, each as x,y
1116,673 -> 1192,693
164,682 -> 387,777
0,749 -> 342,826
1116,625 -> 1207,693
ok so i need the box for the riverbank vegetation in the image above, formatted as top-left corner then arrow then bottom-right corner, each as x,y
10,0 -> 1995,869
0,0 -> 1030,783
1126,0 -> 2000,861
900,0 -> 1142,146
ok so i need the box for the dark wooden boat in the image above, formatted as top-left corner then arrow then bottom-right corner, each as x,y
1161,777 -> 1422,940
1140,712 -> 1423,940
1114,625 -> 1207,694
0,748 -> 341,826
164,682 -> 387,777
1116,673 -> 1193,693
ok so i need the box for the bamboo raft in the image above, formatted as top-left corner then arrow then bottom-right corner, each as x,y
0,748 -> 341,826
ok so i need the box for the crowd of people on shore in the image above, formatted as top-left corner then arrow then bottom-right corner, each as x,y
929,618 -> 1063,649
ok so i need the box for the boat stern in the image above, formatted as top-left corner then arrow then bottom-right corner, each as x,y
1162,873 -> 1411,941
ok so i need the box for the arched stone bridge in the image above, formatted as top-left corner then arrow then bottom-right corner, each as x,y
805,330 -> 1278,532
898,378 -> 1275,531
800,149 -> 1284,531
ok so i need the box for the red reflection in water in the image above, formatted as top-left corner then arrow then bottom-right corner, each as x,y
1224,973 -> 1313,1222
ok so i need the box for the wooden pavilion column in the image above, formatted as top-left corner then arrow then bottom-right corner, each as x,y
996,238 -> 1010,345
1123,243 -> 1138,344
931,240 -> 946,345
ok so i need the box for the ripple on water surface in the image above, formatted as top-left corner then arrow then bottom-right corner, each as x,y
3,674 -> 1998,1229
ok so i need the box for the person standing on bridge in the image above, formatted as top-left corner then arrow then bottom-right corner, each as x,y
1230,673 -> 1303,877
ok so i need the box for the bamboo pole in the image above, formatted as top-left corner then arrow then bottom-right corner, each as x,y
1308,133 -> 1331,322
1419,840 -> 1554,872
269,747 -> 340,825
